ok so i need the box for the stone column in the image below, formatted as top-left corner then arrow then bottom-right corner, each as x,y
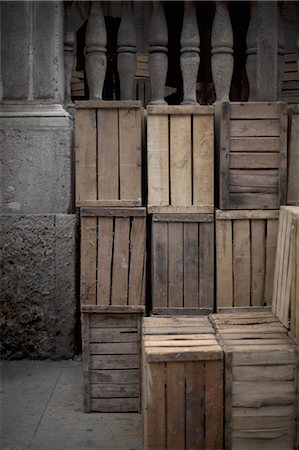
256,1 -> 278,101
64,1 -> 75,108
85,1 -> 107,100
211,1 -> 234,102
149,1 -> 168,104
117,1 -> 137,100
246,1 -> 258,101
180,1 -> 200,105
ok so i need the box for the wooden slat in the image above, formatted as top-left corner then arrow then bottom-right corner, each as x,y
76,100 -> 142,108
78,200 -> 142,207
152,221 -> 168,308
233,350 -> 296,366
147,105 -> 213,115
89,313 -> 138,328
145,363 -> 166,450
230,137 -> 280,152
278,104 -> 288,205
91,354 -> 139,370
233,220 -> 251,307
183,223 -> 199,308
148,205 -> 214,214
152,212 -> 213,222
90,342 -> 138,354
75,109 -> 97,203
229,193 -> 279,209
229,170 -> 278,193
147,114 -> 169,207
168,222 -> 183,307
97,217 -> 113,305
128,217 -> 146,306
216,210 -> 279,220
170,115 -> 192,206
166,362 -> 185,450
80,207 -> 146,217
230,153 -> 280,170
251,220 -> 266,306
205,360 -> 223,449
232,380 -> 295,407
185,361 -> 205,449
216,219 -> 233,307
264,219 -> 278,306
82,313 -> 91,412
233,364 -> 295,381
111,218 -> 130,306
81,217 -> 97,305
90,327 -> 138,343
287,109 -> 299,205
230,103 -> 280,119
97,109 -> 119,201
230,119 -> 280,137
91,383 -> 139,398
146,346 -> 222,362
199,221 -> 214,308
91,397 -> 139,412
220,102 -> 230,209
193,114 -> 214,206
91,369 -> 139,384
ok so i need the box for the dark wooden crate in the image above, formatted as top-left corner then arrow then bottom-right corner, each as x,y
82,306 -> 144,413
75,101 -> 143,207
211,311 -> 298,450
218,102 -> 287,209
142,316 -> 223,450
151,213 -> 214,314
80,208 -> 146,307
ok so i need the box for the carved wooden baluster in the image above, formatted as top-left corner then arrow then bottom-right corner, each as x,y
180,1 -> 200,105
246,1 -> 258,101
64,1 -> 75,105
211,1 -> 233,102
85,1 -> 107,100
149,1 -> 168,104
277,5 -> 285,99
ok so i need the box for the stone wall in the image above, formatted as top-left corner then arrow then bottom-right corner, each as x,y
0,2 -> 77,359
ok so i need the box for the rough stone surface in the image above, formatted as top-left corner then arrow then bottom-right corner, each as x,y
0,107 -> 73,214
0,214 -> 77,359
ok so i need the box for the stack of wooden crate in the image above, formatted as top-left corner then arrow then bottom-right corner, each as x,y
147,105 -> 215,314
75,100 -> 146,412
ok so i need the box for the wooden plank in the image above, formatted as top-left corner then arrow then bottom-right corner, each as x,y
148,205 -> 214,214
183,223 -> 199,308
220,102 -> 230,209
90,342 -> 138,354
193,114 -> 214,206
152,307 -> 213,315
264,219 -> 278,306
145,363 -> 166,450
216,209 -> 279,220
232,350 -> 296,366
232,405 -> 295,417
278,103 -> 288,205
230,103 -> 280,119
91,383 -> 139,398
147,105 -> 213,115
233,220 -> 251,307
233,364 -> 295,381
91,397 -> 139,412
91,369 -> 139,384
225,352 -> 233,450
230,137 -> 280,152
97,217 -> 113,305
199,221 -> 214,308
287,110 -> 299,204
229,193 -> 279,209
168,222 -> 183,307
216,218 -> 233,308
76,100 -> 142,108
81,313 -> 91,412
80,217 -> 97,305
232,380 -> 295,407
91,354 -> 139,370
97,109 -> 118,201
147,114 -> 169,207
144,339 -> 218,348
229,170 -> 278,193
205,360 -> 223,449
80,207 -> 146,217
166,362 -> 185,450
230,153 -> 280,170
185,361 -> 205,450
111,218 -> 130,306
146,347 -> 222,362
251,220 -> 266,306
152,212 -> 213,222
128,217 -> 146,306
119,108 -> 142,202
77,200 -> 142,207
152,221 -> 168,308
75,109 -> 97,204
170,115 -> 192,206
230,119 -> 280,137
143,334 -> 216,341
90,327 -> 138,343
81,305 -> 145,314
89,312 -> 138,328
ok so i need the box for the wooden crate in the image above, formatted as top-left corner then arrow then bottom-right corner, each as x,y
272,206 -> 299,344
218,102 -> 287,209
142,316 -> 223,450
80,208 -> 146,306
151,213 -> 214,314
216,210 -> 279,309
287,106 -> 299,205
82,306 -> 144,412
147,105 -> 214,213
75,101 -> 143,207
211,311 -> 298,450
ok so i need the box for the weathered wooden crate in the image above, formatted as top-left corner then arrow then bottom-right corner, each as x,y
151,213 -> 214,314
216,210 -> 279,309
81,306 -> 144,412
287,106 -> 299,205
211,311 -> 298,450
75,101 -> 143,207
147,105 -> 214,213
218,102 -> 287,209
80,208 -> 146,306
142,316 -> 223,450
272,206 -> 299,344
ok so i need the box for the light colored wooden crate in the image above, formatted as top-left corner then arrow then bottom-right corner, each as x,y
80,208 -> 146,307
75,100 -> 143,207
272,206 -> 299,344
82,306 -> 144,413
216,210 -> 279,310
287,106 -> 299,205
151,213 -> 214,314
147,105 -> 214,213
218,102 -> 288,209
142,316 -> 223,450
211,311 -> 298,450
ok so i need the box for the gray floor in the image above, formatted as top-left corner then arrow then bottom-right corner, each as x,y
0,360 -> 143,450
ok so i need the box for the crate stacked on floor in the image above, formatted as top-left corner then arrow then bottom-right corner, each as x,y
147,104 -> 215,314
75,100 -> 146,412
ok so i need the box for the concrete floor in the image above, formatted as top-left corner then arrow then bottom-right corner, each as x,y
0,360 -> 143,450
